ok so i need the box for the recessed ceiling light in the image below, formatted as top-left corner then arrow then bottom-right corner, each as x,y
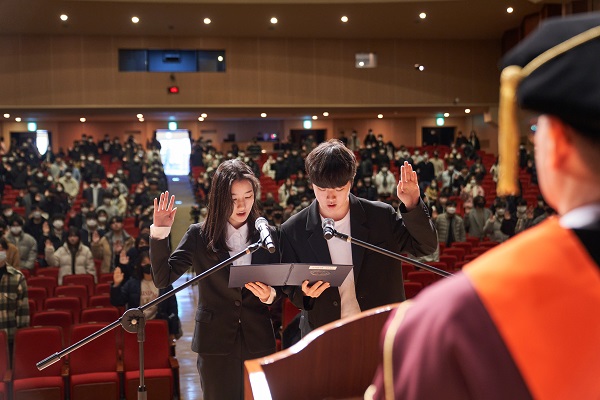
131,16 -> 140,24
201,113 -> 207,118
465,109 -> 471,114
198,117 -> 204,122
203,18 -> 211,25
60,14 -> 68,22
341,16 -> 349,23
419,12 -> 427,20
270,17 -> 278,24
3,114 -> 9,118
323,112 -> 329,117
15,117 -> 21,122
377,114 -> 383,119
261,113 -> 267,118
136,113 -> 143,119
507,7 -> 514,14
138,118 -> 144,122
444,112 -> 450,117
217,56 -> 224,62
312,115 -> 318,120
415,64 -> 425,71
80,117 -> 86,122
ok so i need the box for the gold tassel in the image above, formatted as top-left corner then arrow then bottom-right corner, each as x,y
497,65 -> 524,196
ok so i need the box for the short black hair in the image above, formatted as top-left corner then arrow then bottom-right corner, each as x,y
305,139 -> 356,188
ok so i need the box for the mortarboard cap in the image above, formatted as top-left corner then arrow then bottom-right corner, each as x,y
497,12 -> 600,195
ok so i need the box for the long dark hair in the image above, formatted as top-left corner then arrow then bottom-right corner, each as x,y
203,159 -> 260,254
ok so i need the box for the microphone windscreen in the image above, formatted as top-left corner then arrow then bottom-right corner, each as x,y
255,217 -> 268,229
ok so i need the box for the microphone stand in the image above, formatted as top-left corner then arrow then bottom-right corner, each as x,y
37,239 -> 268,400
327,228 -> 452,278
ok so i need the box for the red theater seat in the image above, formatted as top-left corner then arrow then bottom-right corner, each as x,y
69,323 -> 120,400
122,319 -> 179,400
12,326 -> 66,400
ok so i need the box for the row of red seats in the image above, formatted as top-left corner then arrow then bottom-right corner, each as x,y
403,238 -> 500,297
10,320 -> 178,400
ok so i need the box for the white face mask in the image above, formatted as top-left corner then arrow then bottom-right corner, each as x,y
446,207 -> 456,215
53,220 -> 64,229
10,226 -> 22,235
0,251 -> 6,263
517,206 -> 527,213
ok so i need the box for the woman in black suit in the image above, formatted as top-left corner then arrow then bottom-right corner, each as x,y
150,159 -> 280,400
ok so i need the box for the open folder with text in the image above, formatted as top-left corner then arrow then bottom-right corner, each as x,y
228,263 -> 353,288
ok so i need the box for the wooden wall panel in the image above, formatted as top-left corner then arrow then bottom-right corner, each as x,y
19,36 -> 53,105
470,40 -> 501,103
363,40 -> 395,104
228,39 -> 260,104
287,39 -> 316,104
0,37 -> 22,105
258,39 -> 290,105
394,40 -> 422,104
314,39 -> 343,104
0,34 -> 501,109
51,36 -> 84,105
340,39 -> 372,105
82,36 -> 116,104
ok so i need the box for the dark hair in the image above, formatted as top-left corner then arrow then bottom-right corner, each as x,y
109,215 -> 123,224
136,233 -> 150,248
10,215 -> 25,226
0,237 -> 8,251
68,226 -> 81,238
305,139 -> 356,188
134,251 -> 151,280
446,200 -> 457,207
203,159 -> 260,254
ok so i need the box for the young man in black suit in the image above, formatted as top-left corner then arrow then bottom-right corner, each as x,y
280,139 -> 437,336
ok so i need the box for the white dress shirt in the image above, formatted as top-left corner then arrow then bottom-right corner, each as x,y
322,211 -> 361,319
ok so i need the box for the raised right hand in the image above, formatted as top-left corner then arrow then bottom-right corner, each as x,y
154,191 -> 178,227
113,266 -> 124,286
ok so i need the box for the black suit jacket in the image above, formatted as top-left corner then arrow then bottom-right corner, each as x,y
83,187 -> 106,208
150,223 -> 280,355
280,194 -> 437,336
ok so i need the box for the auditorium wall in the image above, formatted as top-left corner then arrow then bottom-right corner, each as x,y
0,34 -> 501,153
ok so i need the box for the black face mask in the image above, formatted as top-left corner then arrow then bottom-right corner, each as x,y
138,245 -> 150,253
141,264 -> 152,275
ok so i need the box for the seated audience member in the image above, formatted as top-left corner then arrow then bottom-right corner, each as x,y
42,214 -> 68,251
58,169 -> 80,199
483,203 -> 510,243
5,216 -> 37,271
96,209 -> 110,232
83,177 -> 106,208
502,198 -> 535,237
435,200 -> 466,246
374,165 -> 396,198
110,252 -> 181,340
96,193 -> 119,219
0,221 -> 21,269
0,237 -> 29,352
91,215 -> 135,273
464,195 -> 492,240
44,227 -> 96,285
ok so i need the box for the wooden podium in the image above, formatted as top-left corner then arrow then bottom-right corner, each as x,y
244,303 -> 401,400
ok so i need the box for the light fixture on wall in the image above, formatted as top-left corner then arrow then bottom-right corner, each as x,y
168,73 -> 179,94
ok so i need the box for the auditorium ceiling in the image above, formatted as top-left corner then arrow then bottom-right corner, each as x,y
0,0 -> 569,122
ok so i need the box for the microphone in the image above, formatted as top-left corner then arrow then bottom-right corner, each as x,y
322,218 -> 335,240
255,217 -> 276,253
